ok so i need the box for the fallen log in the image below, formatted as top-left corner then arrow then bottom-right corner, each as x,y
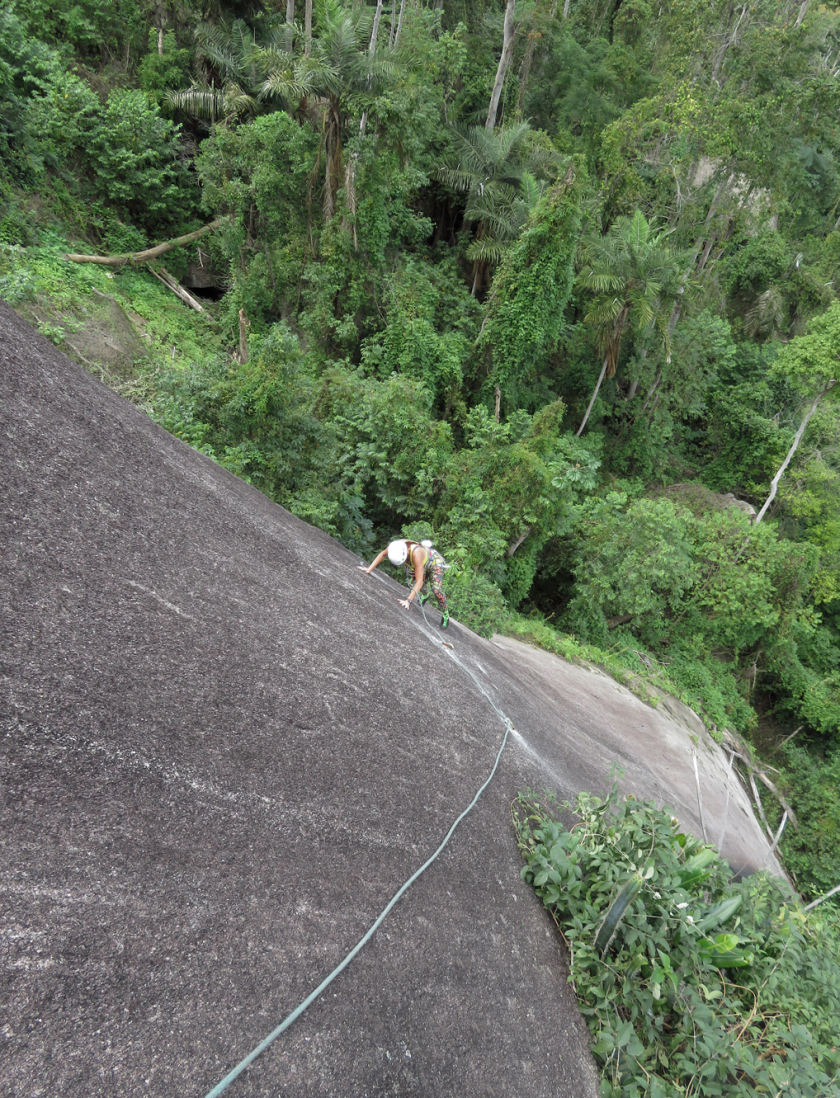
64,220 -> 223,268
147,264 -> 207,315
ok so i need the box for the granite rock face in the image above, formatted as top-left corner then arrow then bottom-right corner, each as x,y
0,302 -> 778,1098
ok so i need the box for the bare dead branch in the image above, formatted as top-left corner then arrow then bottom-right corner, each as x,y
146,265 -> 210,317
64,220 -> 224,268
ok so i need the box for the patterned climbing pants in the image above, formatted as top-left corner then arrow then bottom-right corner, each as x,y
409,551 -> 447,613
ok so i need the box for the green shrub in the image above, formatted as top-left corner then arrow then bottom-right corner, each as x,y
515,787 -> 840,1098
444,564 -> 510,638
153,322 -> 322,496
87,90 -> 196,230
137,30 -> 192,103
777,743 -> 840,901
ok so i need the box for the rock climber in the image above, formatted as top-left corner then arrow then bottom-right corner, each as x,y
359,539 -> 450,628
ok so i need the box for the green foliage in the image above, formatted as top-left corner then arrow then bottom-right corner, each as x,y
15,0 -> 146,59
478,168 -> 583,407
437,121 -> 565,288
777,743 -> 840,901
443,565 -> 510,638
0,8 -> 93,185
87,90 -> 197,230
560,491 -> 828,734
567,492 -> 818,652
699,377 -> 787,498
765,635 -> 840,739
610,311 -> 739,480
196,110 -> 316,324
503,538 -> 540,609
566,494 -> 698,645
138,30 -> 192,103
360,255 -> 478,407
773,298 -> 840,393
434,401 -> 599,590
577,209 -> 692,371
154,322 -> 321,492
319,367 -> 454,521
515,787 -> 840,1098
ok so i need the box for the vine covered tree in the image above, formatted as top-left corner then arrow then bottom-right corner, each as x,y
438,121 -> 562,293
478,163 -> 582,407
575,210 -> 692,436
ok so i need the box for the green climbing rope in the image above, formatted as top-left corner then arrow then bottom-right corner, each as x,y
203,569 -> 514,1098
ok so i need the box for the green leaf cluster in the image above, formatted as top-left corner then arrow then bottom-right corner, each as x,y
515,787 -> 840,1098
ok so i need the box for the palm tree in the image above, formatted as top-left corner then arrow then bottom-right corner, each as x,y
438,121 -> 561,294
260,3 -> 389,220
574,210 -> 692,436
169,4 -> 395,222
166,18 -> 273,124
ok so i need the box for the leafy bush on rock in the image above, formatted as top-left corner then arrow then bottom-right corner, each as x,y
515,787 -> 840,1098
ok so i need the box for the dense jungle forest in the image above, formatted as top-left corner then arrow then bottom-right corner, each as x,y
2,0 -> 840,911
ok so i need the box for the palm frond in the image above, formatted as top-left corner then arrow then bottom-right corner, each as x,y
494,120 -> 531,160
584,296 -> 626,329
577,266 -> 625,294
195,21 -> 248,81
466,237 -> 506,265
465,204 -> 520,240
260,64 -> 318,103
520,170 -> 543,212
166,84 -> 227,121
437,167 -> 478,192
745,286 -> 786,339
262,24 -> 289,51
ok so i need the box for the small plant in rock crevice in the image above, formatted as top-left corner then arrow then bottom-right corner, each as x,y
514,785 -> 840,1098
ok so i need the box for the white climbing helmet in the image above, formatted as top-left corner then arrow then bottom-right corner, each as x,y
387,540 -> 409,565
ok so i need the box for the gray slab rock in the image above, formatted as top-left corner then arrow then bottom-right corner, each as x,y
0,302 -> 782,1098
1,302 -> 597,1098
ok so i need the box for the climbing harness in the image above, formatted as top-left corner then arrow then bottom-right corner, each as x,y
202,567 -> 514,1098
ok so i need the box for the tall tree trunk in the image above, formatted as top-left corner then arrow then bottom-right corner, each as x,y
640,370 -> 662,411
323,99 -> 343,221
369,0 -> 385,56
693,172 -> 731,274
238,309 -> 251,363
626,347 -> 646,401
755,382 -> 837,523
359,0 -> 385,136
154,0 -> 166,53
576,355 -> 609,436
394,0 -> 408,48
345,0 -> 385,245
486,0 -> 517,131
710,2 -> 750,85
516,19 -> 538,116
305,0 -> 312,56
285,0 -> 295,52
